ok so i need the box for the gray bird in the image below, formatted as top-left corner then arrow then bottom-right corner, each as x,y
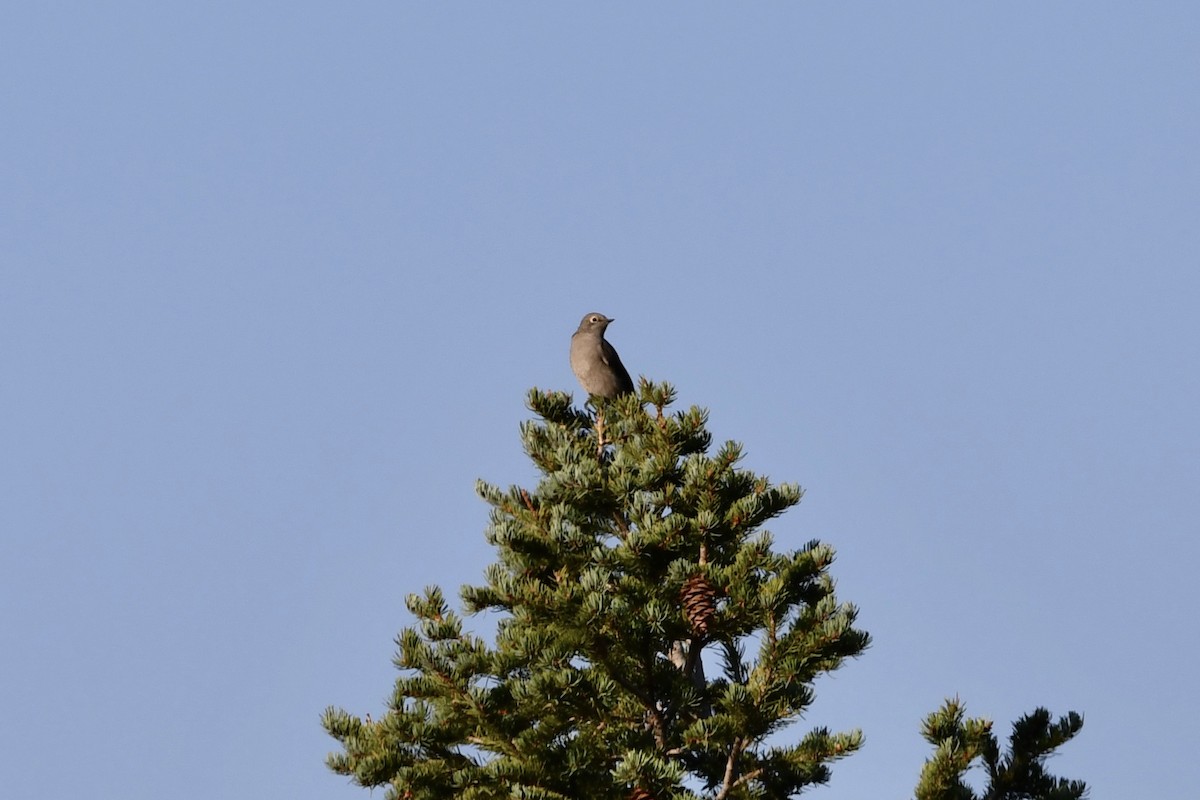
570,312 -> 635,399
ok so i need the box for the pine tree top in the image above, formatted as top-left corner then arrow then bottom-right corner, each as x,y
325,383 -> 869,799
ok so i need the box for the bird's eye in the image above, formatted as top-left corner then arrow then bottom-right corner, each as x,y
590,315 -> 600,323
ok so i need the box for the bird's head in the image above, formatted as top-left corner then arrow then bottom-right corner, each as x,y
577,312 -> 614,333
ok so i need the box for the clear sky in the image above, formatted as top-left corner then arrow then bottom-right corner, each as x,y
2,4 -> 1197,798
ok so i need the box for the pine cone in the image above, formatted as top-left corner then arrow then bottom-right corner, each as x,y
680,574 -> 717,637
629,788 -> 654,800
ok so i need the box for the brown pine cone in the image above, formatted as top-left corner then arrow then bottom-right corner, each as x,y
680,573 -> 718,637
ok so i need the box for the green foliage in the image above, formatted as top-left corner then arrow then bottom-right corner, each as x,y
914,698 -> 1087,800
323,383 -> 870,799
323,381 -> 1087,799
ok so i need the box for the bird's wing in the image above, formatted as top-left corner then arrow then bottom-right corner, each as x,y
601,340 -> 636,394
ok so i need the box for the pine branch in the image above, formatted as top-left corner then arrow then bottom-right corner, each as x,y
915,699 -> 1087,800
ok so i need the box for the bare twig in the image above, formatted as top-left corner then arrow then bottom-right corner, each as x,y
595,406 -> 607,456
718,767 -> 764,799
714,737 -> 746,800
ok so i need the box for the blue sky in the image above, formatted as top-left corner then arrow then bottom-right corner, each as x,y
2,4 -> 1197,798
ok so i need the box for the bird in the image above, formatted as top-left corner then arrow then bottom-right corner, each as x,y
570,312 -> 635,399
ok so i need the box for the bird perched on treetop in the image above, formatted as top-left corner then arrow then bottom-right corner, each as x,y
570,312 -> 635,399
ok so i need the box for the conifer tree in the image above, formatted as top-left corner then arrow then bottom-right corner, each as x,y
323,383 -> 1086,799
